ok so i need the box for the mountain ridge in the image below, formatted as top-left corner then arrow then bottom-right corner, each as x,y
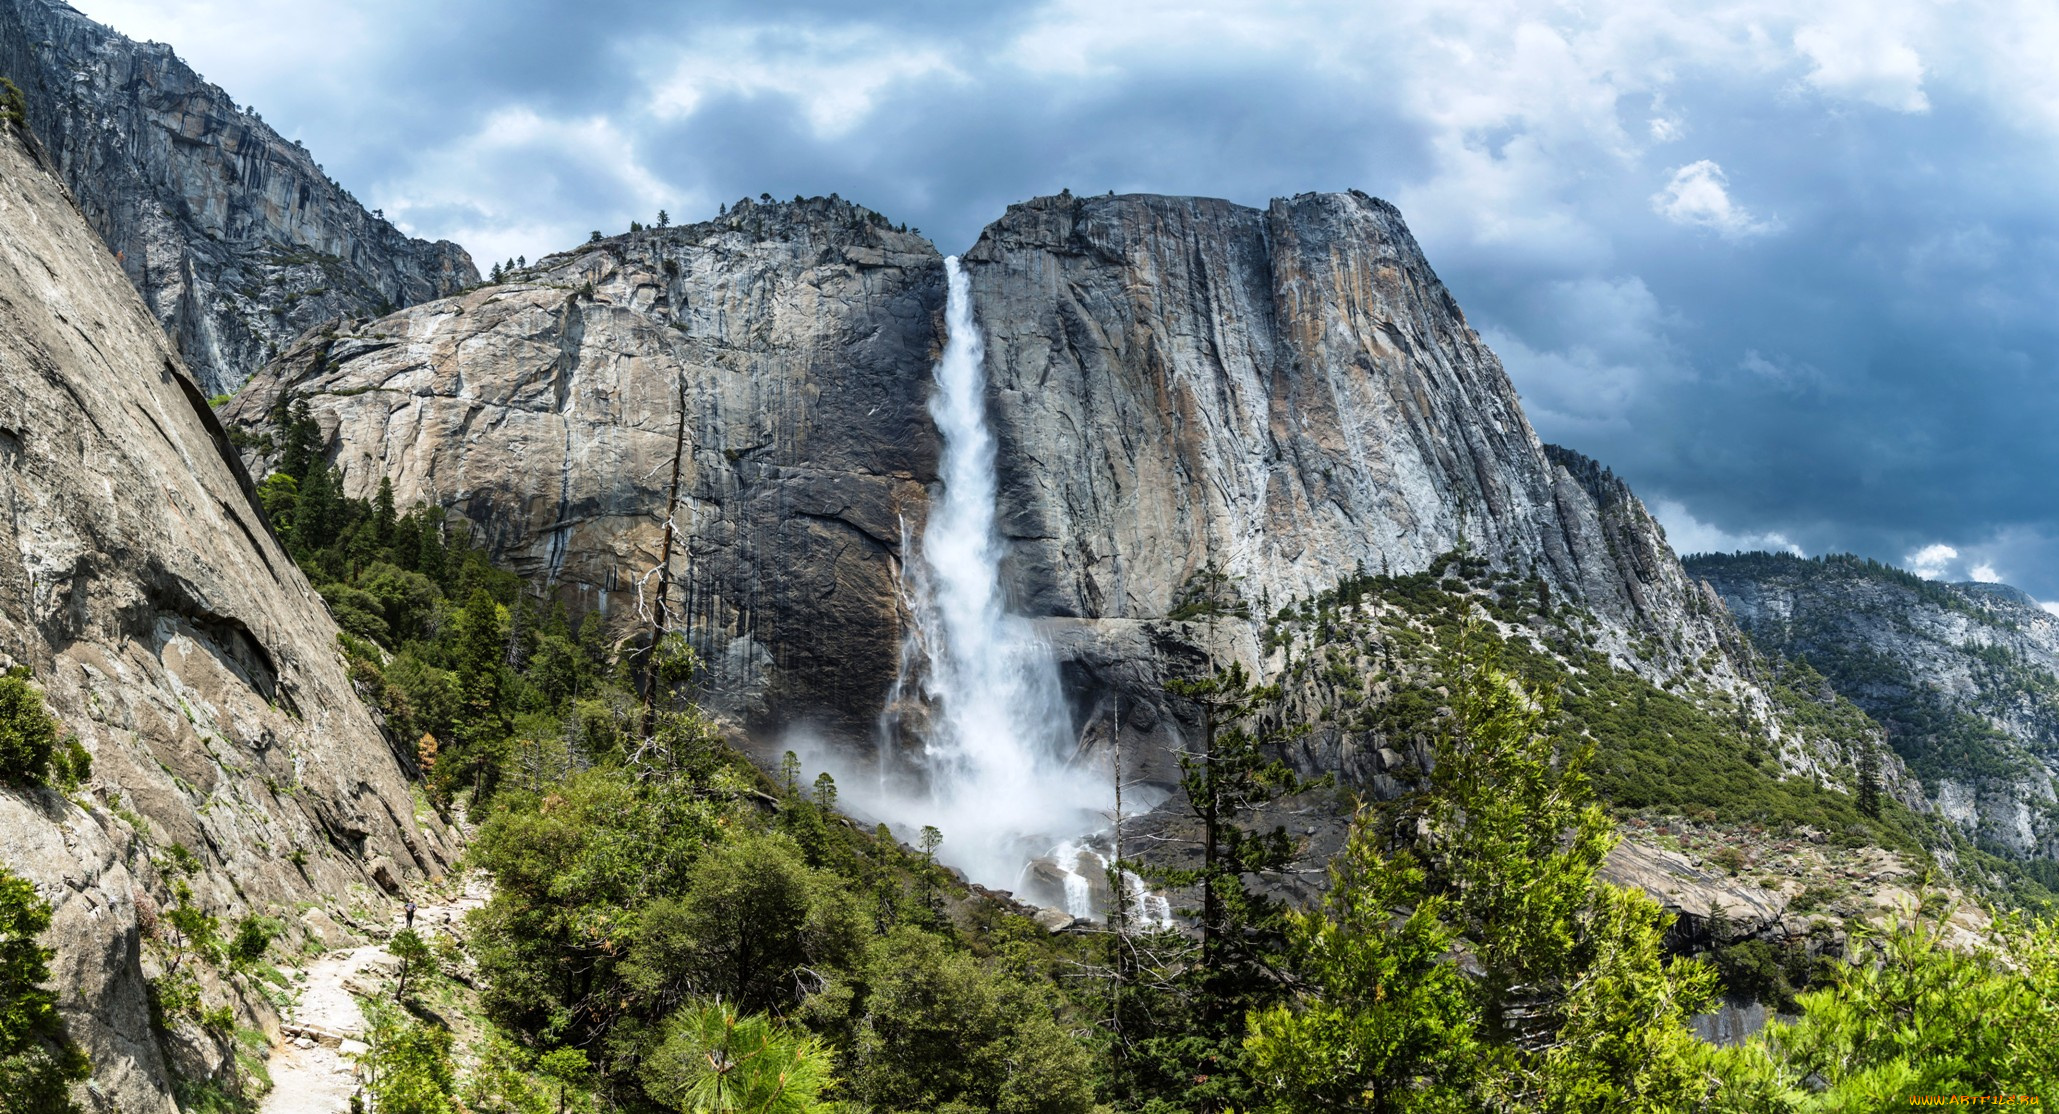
0,0 -> 478,395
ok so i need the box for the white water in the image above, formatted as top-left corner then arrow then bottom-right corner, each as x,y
1046,839 -> 1176,927
886,257 -> 1118,890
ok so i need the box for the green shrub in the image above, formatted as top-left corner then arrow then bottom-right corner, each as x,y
0,77 -> 24,130
0,668 -> 59,787
49,737 -> 90,792
228,915 -> 282,969
0,867 -> 90,1112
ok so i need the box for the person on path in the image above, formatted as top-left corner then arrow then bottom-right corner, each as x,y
404,900 -> 416,928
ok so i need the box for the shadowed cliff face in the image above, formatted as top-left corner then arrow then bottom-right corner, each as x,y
0,0 -> 477,395
225,198 -> 945,743
0,128 -> 449,1112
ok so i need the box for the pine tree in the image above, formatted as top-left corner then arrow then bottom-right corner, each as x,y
1858,740 -> 1883,819
1249,623 -> 1718,1111
274,393 -> 322,483
0,867 -> 90,1113
373,476 -> 397,545
780,750 -> 802,798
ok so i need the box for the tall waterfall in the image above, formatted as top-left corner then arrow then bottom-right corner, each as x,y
897,257 -> 1114,891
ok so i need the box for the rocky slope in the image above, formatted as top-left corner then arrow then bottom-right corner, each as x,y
1690,552 -> 2059,866
0,124 -> 449,1111
224,198 -> 944,743
0,0 -> 477,396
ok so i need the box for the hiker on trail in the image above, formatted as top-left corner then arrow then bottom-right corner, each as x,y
404,900 -> 416,928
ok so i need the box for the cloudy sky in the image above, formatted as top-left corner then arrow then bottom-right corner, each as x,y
70,0 -> 2059,602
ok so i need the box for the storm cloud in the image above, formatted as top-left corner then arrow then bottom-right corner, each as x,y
69,0 -> 2059,597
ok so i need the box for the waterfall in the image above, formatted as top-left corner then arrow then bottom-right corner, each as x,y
891,256 -> 1115,891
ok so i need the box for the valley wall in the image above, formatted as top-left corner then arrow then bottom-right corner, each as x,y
0,125 -> 450,1112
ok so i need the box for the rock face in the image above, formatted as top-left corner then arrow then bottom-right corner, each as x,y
224,198 -> 944,742
962,192 -> 1795,769
965,193 -> 1698,633
0,126 -> 448,1111
0,0 -> 477,395
225,190 -> 1796,766
1690,552 -> 2059,863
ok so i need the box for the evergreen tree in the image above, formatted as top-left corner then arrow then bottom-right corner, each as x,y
0,868 -> 89,1114
640,1000 -> 835,1114
1113,655 -> 1316,1111
1247,806 -> 1479,1112
373,476 -> 397,545
0,669 -> 58,787
1248,625 -> 1718,1112
274,393 -> 323,483
1857,741 -> 1882,819
780,750 -> 802,798
391,928 -> 432,1002
1702,912 -> 2059,1110
451,589 -> 509,785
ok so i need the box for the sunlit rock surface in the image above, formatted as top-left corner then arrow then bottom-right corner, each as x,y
0,125 -> 451,1112
225,199 -> 945,743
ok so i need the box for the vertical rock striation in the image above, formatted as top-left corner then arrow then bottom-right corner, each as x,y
224,198 -> 943,743
0,0 -> 477,395
961,192 -> 1772,750
0,124 -> 448,1111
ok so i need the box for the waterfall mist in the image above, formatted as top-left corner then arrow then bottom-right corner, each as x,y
792,256 -> 1164,918
893,256 -> 1116,889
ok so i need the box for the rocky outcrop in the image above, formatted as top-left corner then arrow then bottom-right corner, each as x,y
1690,552 -> 2059,862
964,194 -> 1701,638
0,0 -> 477,396
0,126 -> 449,1111
224,198 -> 943,742
963,192 -> 1815,775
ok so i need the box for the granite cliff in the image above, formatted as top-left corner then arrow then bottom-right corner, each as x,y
0,122 -> 449,1111
222,190 -> 1892,803
960,192 -> 1795,770
1691,552 -> 2059,870
224,197 -> 944,743
0,0 -> 477,396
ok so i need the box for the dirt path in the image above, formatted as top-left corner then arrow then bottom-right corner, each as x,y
259,875 -> 489,1114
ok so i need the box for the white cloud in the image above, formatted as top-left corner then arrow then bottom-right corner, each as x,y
1970,562 -> 2003,583
1794,13 -> 1930,113
1737,349 -> 1826,394
648,27 -> 962,138
1651,500 -> 1804,558
1907,543 -> 1959,579
2042,601 -> 2059,618
379,108 -> 676,268
1651,160 -> 1777,238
